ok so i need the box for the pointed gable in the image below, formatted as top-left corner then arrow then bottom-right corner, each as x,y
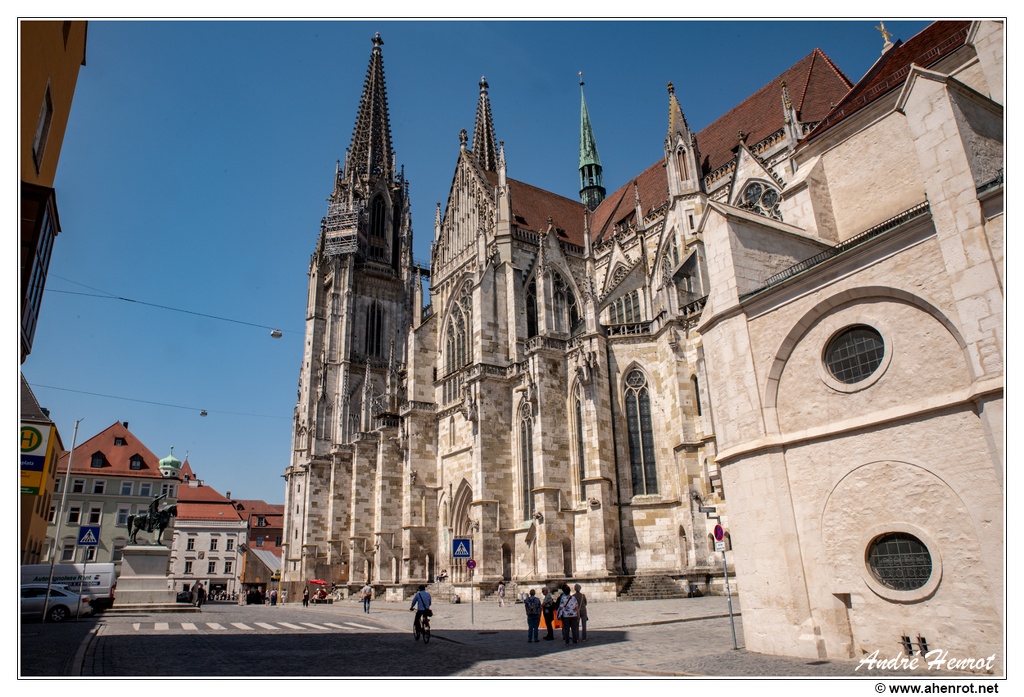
696,49 -> 853,178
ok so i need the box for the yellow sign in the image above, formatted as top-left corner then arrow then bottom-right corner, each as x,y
20,422 -> 54,496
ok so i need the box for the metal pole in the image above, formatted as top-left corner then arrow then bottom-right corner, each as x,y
470,568 -> 475,625
43,418 -> 81,623
721,549 -> 738,650
76,557 -> 87,622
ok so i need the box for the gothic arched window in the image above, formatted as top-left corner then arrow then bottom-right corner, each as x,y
609,290 -> 641,325
552,272 -> 579,334
365,301 -> 384,357
526,278 -> 538,338
677,148 -> 689,180
444,284 -> 472,376
519,405 -> 536,519
369,194 -> 388,261
624,369 -> 658,495
573,384 -> 586,500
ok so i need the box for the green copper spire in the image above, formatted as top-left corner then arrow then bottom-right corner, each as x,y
578,72 -> 605,211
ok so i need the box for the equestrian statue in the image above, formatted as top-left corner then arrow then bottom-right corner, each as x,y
127,493 -> 178,545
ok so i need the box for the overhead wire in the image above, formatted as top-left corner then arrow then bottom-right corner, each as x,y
30,383 -> 289,420
48,275 -> 299,335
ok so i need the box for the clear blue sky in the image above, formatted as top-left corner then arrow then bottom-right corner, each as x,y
22,19 -> 931,503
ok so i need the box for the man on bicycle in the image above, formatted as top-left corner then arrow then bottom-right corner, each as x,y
410,584 -> 432,640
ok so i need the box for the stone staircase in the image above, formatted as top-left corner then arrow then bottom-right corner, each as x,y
619,575 -> 688,600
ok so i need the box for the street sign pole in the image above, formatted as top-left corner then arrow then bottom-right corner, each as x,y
44,419 -> 81,624
699,501 -> 738,650
466,558 -> 477,625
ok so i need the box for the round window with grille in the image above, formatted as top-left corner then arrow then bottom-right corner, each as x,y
825,325 -> 885,384
866,532 -> 933,591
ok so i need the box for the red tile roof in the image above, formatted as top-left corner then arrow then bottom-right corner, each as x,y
234,500 -> 284,514
175,482 -> 244,522
176,500 -> 243,522
485,171 -> 588,247
57,421 -> 165,479
590,160 -> 667,245
695,48 -> 853,177
588,48 -> 852,245
806,21 -> 971,141
178,483 -> 231,503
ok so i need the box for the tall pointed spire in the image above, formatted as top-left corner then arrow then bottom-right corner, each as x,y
578,72 -> 605,211
472,76 -> 499,172
347,33 -> 394,183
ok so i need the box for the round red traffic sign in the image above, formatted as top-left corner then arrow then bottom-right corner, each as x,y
466,559 -> 477,570
714,524 -> 724,541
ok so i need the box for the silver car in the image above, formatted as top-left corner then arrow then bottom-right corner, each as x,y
20,583 -> 94,622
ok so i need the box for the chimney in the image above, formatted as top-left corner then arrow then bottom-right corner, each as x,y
122,421 -> 129,428
226,491 -> 231,500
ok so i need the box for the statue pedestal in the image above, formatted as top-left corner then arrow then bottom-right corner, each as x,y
107,544 -> 196,613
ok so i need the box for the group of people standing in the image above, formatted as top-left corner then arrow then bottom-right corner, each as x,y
523,583 -> 588,645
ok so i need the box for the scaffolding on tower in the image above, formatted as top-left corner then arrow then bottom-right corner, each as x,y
322,199 -> 361,256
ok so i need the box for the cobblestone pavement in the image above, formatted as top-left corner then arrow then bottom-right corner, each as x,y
19,596 -> 1000,680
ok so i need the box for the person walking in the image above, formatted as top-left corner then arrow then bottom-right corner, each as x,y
523,588 -> 542,642
361,581 -> 373,613
497,580 -> 506,608
574,583 -> 589,641
541,587 -> 557,641
194,582 -> 206,610
409,584 -> 432,640
302,586 -> 310,607
557,583 -> 580,645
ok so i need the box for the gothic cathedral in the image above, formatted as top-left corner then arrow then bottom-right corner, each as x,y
283,23 -> 1004,667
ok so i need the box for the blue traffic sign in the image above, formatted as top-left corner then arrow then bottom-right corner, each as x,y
452,537 -> 472,559
78,526 -> 101,546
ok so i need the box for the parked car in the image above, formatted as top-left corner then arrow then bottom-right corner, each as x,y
176,591 -> 193,603
20,584 -> 94,622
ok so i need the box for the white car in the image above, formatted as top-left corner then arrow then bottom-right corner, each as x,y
20,583 -> 94,622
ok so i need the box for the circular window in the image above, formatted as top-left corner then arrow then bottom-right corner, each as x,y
866,533 -> 933,591
740,181 -> 783,220
825,325 -> 885,384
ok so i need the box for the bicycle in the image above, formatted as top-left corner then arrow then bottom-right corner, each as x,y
413,612 -> 431,643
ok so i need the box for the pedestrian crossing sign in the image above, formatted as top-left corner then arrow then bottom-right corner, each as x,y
78,526 -> 101,546
452,537 -> 472,559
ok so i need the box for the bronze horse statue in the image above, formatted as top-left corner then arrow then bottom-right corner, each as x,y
127,501 -> 178,545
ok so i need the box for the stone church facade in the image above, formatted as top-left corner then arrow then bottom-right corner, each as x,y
282,21 -> 1003,667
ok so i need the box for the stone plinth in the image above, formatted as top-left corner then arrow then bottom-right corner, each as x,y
108,544 -> 196,613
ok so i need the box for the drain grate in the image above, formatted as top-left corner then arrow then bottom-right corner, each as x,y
806,661 -> 830,666
478,631 -> 498,635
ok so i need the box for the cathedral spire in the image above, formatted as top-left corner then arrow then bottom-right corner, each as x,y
578,72 -> 605,211
346,32 -> 395,184
472,76 -> 499,172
